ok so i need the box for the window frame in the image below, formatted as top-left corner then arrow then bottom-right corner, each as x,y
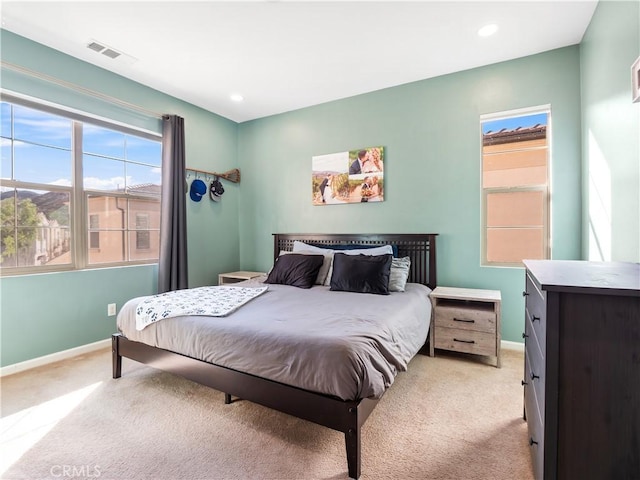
480,105 -> 552,268
0,92 -> 162,276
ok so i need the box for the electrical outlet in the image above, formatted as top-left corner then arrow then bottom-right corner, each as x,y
107,303 -> 117,316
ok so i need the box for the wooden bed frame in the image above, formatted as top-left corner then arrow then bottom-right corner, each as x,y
112,233 -> 437,479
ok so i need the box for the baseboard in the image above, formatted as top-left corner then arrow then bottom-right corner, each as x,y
501,340 -> 524,352
0,338 -> 111,377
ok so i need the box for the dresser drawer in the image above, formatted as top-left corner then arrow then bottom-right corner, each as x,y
526,307 -> 546,358
524,364 -> 544,480
434,326 -> 496,356
525,337 -> 546,421
524,319 -> 545,418
434,304 -> 496,333
525,273 -> 547,352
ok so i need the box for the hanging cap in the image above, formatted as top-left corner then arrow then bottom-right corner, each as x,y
189,179 -> 207,202
210,178 -> 225,202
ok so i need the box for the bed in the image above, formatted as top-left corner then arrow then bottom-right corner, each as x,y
112,233 -> 438,479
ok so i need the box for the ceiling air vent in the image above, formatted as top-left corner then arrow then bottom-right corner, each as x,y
85,39 -> 137,66
86,39 -> 123,60
101,49 -> 121,59
87,41 -> 104,53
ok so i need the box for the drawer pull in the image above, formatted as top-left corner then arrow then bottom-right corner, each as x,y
521,380 -> 528,386
453,317 -> 475,324
529,437 -> 538,446
530,372 -> 540,381
453,338 -> 475,344
532,316 -> 540,322
522,291 -> 529,297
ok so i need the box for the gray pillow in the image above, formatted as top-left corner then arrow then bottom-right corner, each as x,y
389,256 -> 411,292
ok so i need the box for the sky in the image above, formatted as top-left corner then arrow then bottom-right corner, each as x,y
1,102 -> 161,190
481,112 -> 548,135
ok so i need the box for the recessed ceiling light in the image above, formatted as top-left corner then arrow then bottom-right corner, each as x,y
478,24 -> 498,37
230,94 -> 244,102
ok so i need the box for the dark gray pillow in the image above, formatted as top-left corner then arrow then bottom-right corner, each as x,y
265,254 -> 324,289
330,253 -> 392,295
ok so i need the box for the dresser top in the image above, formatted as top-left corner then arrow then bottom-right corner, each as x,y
524,260 -> 640,296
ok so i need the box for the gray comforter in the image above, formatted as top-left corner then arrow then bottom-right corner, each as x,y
117,281 -> 432,401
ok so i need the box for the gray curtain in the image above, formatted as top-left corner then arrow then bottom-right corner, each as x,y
158,115 -> 188,293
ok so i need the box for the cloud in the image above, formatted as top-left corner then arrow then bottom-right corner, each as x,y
50,179 -> 72,187
13,110 -> 72,144
83,176 -> 131,191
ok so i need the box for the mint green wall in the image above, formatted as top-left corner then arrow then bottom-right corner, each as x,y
580,1 -> 640,262
1,266 -> 156,365
0,31 -> 240,367
238,47 -> 583,344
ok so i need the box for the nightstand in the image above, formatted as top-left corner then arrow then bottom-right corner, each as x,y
218,271 -> 265,285
430,286 -> 502,367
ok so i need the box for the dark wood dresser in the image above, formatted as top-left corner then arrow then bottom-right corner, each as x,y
522,260 -> 640,480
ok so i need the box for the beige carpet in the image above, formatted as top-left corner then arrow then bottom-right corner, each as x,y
1,347 -> 534,480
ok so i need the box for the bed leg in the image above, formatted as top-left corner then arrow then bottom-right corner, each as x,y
224,393 -> 232,404
112,334 -> 122,379
428,322 -> 435,357
345,427 -> 361,479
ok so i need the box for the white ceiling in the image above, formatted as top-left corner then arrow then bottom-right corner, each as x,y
1,1 -> 598,123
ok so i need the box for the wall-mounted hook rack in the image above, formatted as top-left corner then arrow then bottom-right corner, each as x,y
186,167 -> 241,183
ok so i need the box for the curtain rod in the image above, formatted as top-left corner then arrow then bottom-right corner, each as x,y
1,60 -> 163,119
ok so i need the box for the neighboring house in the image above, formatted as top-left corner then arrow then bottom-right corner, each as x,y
87,184 -> 161,265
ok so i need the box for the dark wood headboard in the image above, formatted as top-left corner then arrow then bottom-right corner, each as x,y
273,233 -> 438,290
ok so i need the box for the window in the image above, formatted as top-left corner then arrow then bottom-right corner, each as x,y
0,95 -> 161,275
481,107 -> 550,266
83,123 -> 161,265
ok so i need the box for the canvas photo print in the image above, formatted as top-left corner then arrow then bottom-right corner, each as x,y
312,146 -> 384,205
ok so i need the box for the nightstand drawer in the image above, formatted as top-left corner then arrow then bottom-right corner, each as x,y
434,326 -> 496,356
434,305 -> 496,333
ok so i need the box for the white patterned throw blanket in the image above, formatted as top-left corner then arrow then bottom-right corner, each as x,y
135,285 -> 268,331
